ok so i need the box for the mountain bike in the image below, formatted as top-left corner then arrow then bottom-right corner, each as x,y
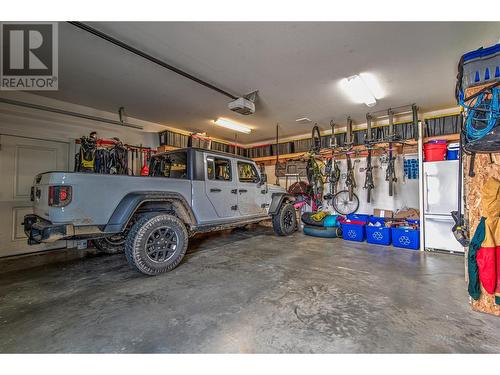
362,113 -> 375,203
324,120 -> 341,204
363,148 -> 375,203
385,109 -> 398,197
305,124 -> 325,210
332,117 -> 360,215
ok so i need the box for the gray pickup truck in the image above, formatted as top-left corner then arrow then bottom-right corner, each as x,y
23,148 -> 297,275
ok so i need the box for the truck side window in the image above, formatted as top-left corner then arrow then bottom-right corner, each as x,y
237,162 -> 259,183
207,156 -> 231,181
149,151 -> 187,179
206,157 -> 215,180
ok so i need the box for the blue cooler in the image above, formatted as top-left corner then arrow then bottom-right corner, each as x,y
446,143 -> 460,160
366,217 -> 391,246
391,227 -> 420,250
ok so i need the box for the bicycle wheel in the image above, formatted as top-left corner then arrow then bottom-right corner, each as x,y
367,187 -> 372,203
389,179 -> 393,197
332,190 -> 360,215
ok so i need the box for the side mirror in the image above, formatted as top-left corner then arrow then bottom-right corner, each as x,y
259,172 -> 267,186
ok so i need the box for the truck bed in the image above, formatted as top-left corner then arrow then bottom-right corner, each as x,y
33,172 -> 192,226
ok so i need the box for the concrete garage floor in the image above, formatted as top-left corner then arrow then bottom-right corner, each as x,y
1,225 -> 500,353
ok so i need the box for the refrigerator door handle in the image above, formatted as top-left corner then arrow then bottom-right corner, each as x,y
424,172 -> 429,212
425,215 -> 456,222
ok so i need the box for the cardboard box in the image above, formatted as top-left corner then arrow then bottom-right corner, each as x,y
373,208 -> 394,218
394,208 -> 420,220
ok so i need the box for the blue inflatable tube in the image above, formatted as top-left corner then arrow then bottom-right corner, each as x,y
303,225 -> 342,238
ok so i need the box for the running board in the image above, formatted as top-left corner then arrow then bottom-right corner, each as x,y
190,216 -> 270,235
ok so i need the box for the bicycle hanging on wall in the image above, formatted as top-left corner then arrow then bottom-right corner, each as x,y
331,117 -> 360,215
324,120 -> 341,205
305,124 -> 326,211
367,104 -> 418,198
362,113 -> 376,203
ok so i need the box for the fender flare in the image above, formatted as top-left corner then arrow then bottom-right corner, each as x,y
104,191 -> 197,233
268,193 -> 295,216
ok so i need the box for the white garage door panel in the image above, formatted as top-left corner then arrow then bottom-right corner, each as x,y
15,146 -> 58,199
0,135 -> 70,257
12,207 -> 34,240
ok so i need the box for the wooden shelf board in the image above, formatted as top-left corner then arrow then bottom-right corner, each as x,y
157,145 -> 179,152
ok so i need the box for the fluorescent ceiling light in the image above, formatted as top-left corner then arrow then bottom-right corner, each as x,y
214,118 -> 251,134
295,117 -> 312,124
340,73 -> 383,107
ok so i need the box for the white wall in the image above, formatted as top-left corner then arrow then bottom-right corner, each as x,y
0,92 -> 166,161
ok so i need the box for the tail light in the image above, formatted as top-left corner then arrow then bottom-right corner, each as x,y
48,186 -> 72,207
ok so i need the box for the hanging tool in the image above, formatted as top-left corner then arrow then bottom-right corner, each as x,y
468,152 -> 476,177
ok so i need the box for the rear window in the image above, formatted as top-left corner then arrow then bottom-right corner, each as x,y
149,151 -> 188,179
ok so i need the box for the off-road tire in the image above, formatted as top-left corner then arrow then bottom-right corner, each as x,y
93,234 -> 126,254
272,202 -> 297,236
125,213 -> 188,276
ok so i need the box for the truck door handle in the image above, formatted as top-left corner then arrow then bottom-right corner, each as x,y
239,189 -> 248,193
231,189 -> 238,194
210,188 -> 221,192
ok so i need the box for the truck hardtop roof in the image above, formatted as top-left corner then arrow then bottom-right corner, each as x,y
155,147 -> 254,162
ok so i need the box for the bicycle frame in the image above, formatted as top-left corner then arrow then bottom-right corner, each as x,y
386,109 -> 398,197
363,113 -> 375,203
306,125 -> 325,210
326,121 -> 341,198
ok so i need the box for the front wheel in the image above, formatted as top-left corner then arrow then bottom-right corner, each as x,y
332,190 -> 360,215
125,213 -> 188,276
272,202 -> 297,236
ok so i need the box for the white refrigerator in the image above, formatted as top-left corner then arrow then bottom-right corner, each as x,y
423,160 -> 465,253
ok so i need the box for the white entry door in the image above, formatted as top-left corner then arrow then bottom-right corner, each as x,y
0,134 -> 70,257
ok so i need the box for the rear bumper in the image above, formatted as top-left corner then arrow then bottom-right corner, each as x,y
23,214 -> 72,244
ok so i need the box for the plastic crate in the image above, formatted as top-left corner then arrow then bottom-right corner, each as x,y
346,213 -> 370,223
366,217 -> 392,246
391,227 -> 420,250
341,222 -> 366,242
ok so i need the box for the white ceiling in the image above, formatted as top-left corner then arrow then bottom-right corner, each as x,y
36,22 -> 499,143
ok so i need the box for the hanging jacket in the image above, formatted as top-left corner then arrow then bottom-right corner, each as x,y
468,217 -> 486,300
469,177 -> 500,303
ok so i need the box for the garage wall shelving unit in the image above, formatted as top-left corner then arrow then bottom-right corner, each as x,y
156,113 -> 460,165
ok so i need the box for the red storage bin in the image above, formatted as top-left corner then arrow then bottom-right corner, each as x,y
423,140 -> 447,162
